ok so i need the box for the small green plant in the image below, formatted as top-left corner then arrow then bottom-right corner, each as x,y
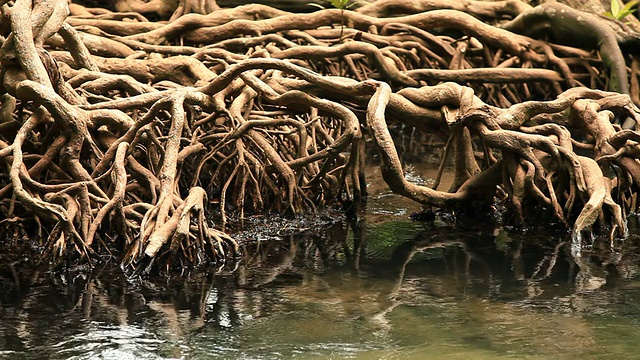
603,0 -> 638,21
326,0 -> 352,75
310,0 -> 353,41
327,0 -> 351,45
328,0 -> 350,10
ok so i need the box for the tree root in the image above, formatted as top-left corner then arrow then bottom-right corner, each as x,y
1,0 -> 640,272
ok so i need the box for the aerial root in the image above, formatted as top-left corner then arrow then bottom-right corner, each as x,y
2,0 -> 640,272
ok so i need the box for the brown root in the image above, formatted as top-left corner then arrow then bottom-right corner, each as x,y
1,0 -> 640,272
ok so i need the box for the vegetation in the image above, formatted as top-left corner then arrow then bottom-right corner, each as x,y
1,0 -> 640,273
603,0 -> 638,22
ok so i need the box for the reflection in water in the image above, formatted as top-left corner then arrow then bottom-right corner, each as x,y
2,214 -> 640,359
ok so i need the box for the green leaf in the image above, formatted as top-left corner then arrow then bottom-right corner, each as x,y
603,11 -> 615,18
611,0 -> 621,17
621,0 -> 639,14
327,0 -> 349,10
618,9 -> 636,18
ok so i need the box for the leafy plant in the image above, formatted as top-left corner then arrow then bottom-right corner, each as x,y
603,0 -> 638,21
327,0 -> 352,45
328,0 -> 350,10
324,0 -> 352,75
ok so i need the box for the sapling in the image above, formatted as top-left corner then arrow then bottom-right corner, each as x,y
603,0 -> 638,23
328,0 -> 350,44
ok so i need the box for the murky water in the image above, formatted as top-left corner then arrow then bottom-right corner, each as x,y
3,161 -> 640,359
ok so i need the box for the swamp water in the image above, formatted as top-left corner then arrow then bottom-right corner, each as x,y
2,163 -> 640,359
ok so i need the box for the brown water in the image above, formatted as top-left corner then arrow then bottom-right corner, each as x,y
2,162 -> 640,359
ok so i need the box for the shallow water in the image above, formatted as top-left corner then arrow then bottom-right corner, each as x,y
3,163 -> 640,359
